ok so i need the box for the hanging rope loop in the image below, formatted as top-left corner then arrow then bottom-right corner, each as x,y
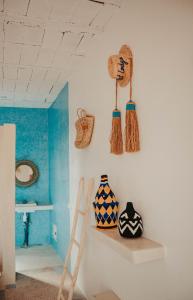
115,79 -> 118,110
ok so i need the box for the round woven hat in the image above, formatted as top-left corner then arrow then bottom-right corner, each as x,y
108,45 -> 133,87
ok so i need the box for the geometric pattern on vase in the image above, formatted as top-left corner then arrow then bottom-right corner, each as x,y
93,175 -> 119,229
118,202 -> 143,238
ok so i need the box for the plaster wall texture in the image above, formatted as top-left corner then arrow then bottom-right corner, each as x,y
68,1 -> 193,299
0,125 -> 15,286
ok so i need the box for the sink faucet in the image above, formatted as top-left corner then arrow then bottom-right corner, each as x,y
22,212 -> 31,248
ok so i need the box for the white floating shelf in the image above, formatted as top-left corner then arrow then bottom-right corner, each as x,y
91,226 -> 166,264
15,204 -> 54,213
92,291 -> 120,300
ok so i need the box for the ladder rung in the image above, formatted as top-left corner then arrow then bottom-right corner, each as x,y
77,209 -> 86,216
68,272 -> 75,283
73,239 -> 80,248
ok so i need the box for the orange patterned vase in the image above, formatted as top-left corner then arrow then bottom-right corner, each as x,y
93,175 -> 119,229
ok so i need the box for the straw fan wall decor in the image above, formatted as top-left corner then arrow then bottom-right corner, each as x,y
108,45 -> 140,154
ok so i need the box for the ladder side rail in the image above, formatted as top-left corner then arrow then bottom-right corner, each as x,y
58,178 -> 84,300
67,286 -> 74,300
58,178 -> 94,300
71,178 -> 94,283
63,177 -> 84,267
71,213 -> 89,284
70,177 -> 84,239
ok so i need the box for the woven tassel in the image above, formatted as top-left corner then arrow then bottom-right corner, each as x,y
110,109 -> 123,155
110,80 -> 123,155
125,100 -> 140,152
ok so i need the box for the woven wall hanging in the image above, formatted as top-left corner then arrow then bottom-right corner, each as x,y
108,45 -> 140,153
74,108 -> 95,149
110,80 -> 123,155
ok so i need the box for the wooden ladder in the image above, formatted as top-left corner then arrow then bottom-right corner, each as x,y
57,177 -> 94,300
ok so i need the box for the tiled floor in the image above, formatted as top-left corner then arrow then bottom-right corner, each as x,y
16,245 -> 62,272
16,245 -> 84,298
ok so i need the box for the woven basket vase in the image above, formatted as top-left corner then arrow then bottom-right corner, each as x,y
118,202 -> 143,238
93,175 -> 119,229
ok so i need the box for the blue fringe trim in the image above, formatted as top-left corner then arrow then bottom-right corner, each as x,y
113,110 -> 121,117
126,101 -> 136,111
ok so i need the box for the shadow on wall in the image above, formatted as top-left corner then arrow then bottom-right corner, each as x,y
48,83 -> 70,260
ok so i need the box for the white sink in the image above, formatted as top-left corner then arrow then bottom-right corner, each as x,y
15,203 -> 53,213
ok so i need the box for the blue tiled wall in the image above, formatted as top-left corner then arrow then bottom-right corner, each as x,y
48,83 -> 70,260
0,108 -> 50,247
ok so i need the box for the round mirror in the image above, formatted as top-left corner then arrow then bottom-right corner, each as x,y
16,160 -> 39,187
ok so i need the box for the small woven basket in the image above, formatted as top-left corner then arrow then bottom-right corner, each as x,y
74,108 -> 95,149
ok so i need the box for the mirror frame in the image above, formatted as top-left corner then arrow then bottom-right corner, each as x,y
16,160 -> 39,187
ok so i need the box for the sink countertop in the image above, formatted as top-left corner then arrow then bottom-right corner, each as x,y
15,204 -> 54,213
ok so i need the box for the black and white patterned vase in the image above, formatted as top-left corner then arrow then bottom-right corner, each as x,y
118,202 -> 143,238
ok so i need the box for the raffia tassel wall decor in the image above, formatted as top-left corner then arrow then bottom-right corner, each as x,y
110,80 -> 123,155
108,45 -> 140,153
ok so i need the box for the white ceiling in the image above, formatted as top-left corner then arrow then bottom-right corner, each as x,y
0,0 -> 122,108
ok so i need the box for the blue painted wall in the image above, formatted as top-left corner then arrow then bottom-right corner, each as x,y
0,108 -> 50,247
48,83 -> 70,260
0,86 -> 70,254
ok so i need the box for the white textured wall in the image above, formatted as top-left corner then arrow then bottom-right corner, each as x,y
69,1 -> 193,299
0,124 -> 16,288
